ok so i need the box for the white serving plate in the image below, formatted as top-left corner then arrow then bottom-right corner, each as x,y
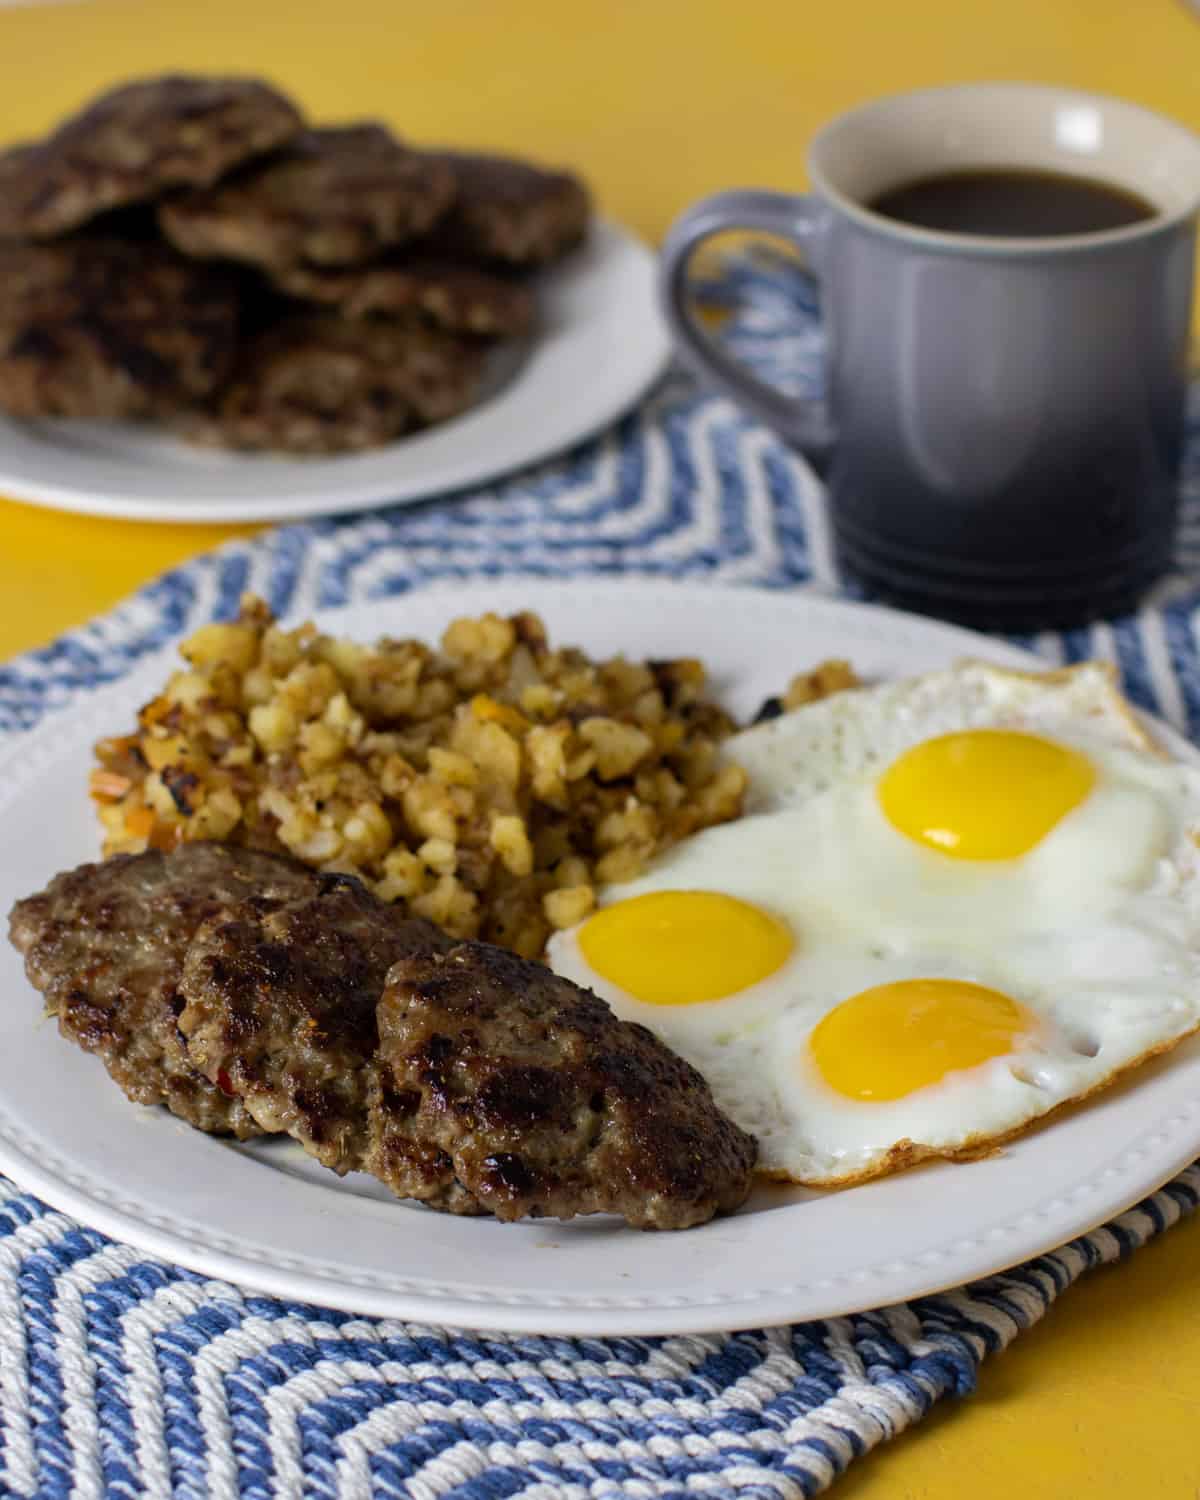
1,580 -> 1197,1335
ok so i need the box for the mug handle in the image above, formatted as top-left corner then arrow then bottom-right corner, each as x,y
659,190 -> 835,457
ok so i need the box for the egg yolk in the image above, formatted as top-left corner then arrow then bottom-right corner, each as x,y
577,890 -> 794,1005
810,978 -> 1035,1102
877,728 -> 1095,859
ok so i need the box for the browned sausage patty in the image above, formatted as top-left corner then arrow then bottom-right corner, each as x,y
7,845 -> 324,1137
172,312 -> 484,454
419,150 -> 590,265
367,940 -> 757,1228
271,256 -> 535,336
0,236 -> 239,419
0,75 -> 304,239
159,125 -> 457,271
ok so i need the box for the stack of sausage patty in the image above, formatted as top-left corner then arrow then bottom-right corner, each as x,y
0,76 -> 590,452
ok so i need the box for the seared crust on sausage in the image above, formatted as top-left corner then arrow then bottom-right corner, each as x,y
0,75 -> 304,239
419,150 -> 590,266
271,255 -> 535,336
178,877 -> 451,1171
159,125 -> 456,271
7,845 -> 321,1137
368,941 -> 757,1228
172,312 -> 484,453
0,236 -> 239,419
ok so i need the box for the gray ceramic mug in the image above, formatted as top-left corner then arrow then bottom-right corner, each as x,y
660,84 -> 1200,627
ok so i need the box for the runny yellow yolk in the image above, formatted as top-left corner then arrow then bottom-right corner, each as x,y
810,978 -> 1036,1102
877,728 -> 1095,860
577,890 -> 794,1005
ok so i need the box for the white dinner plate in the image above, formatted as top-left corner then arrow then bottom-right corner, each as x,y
0,221 -> 670,524
2,580 -> 1199,1336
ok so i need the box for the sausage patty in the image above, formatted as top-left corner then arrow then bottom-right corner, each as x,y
8,844 -> 322,1136
0,75 -> 303,239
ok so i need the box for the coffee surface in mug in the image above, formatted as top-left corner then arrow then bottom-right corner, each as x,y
868,167 -> 1157,238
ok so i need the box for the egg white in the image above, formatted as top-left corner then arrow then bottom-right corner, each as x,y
729,660 -> 1156,813
545,662 -> 1200,1185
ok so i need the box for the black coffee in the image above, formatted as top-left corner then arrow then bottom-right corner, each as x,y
868,167 -> 1156,238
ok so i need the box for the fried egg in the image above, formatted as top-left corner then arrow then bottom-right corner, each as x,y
545,662 -> 1200,1186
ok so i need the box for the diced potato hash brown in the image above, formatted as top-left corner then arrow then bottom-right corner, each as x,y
92,596 -> 749,957
782,659 -> 859,711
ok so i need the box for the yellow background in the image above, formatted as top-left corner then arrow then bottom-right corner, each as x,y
3,1 -> 1200,1494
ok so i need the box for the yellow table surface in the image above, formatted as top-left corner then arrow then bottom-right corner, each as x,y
3,0 -> 1200,1493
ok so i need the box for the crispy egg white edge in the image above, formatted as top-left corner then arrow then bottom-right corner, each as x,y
769,1018 -> 1200,1188
726,659 -> 1158,817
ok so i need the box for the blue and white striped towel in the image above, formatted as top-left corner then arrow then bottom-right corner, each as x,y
1,249 -> 1199,1498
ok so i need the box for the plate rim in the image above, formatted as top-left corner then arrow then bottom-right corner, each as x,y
0,219 -> 671,525
3,578 -> 1198,1337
